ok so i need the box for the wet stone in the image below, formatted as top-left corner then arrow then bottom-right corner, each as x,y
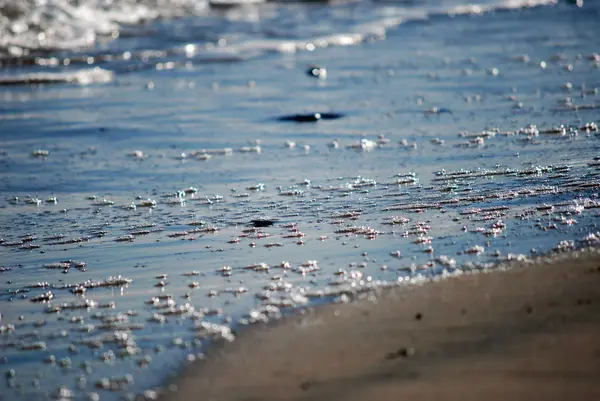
276,112 -> 344,123
250,219 -> 277,228
306,65 -> 327,79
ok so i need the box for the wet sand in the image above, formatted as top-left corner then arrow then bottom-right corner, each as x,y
169,248 -> 600,401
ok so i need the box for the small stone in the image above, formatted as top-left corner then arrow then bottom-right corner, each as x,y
306,65 -> 327,79
386,347 -> 415,359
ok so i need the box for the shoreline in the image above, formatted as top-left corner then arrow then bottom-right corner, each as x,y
164,247 -> 600,401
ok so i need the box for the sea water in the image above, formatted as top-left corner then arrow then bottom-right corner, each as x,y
0,0 -> 599,399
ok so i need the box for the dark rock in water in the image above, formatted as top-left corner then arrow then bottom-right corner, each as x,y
279,113 -> 322,122
319,112 -> 344,120
250,219 -> 277,227
277,112 -> 344,123
307,65 -> 327,79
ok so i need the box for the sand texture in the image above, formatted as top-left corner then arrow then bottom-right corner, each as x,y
168,249 -> 600,401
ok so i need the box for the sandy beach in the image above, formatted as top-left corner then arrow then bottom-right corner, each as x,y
168,248 -> 600,401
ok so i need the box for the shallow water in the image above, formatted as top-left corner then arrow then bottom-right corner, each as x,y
1,0 -> 599,399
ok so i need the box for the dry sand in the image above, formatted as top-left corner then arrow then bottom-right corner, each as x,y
166,248 -> 600,401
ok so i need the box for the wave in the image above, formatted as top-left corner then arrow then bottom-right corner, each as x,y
0,0 -> 558,83
446,0 -> 556,15
0,0 -> 209,56
0,67 -> 113,85
0,0 -> 557,56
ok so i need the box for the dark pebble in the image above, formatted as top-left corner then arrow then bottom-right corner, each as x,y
306,65 -> 327,79
415,312 -> 423,321
386,347 -> 415,360
250,220 -> 277,228
276,112 -> 344,123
